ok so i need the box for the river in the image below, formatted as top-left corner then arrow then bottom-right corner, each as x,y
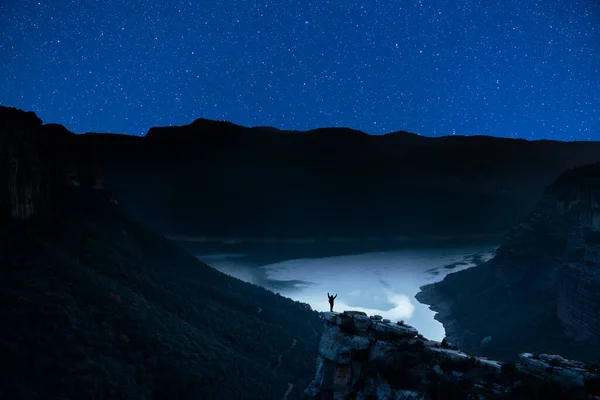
185,239 -> 498,341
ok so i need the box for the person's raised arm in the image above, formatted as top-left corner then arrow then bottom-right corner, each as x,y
334,294 -> 337,299
327,292 -> 330,297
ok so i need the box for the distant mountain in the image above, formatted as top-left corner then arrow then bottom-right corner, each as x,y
417,161 -> 600,363
73,115 -> 600,241
0,106 -> 322,399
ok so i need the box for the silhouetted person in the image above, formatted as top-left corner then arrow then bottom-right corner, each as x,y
327,293 -> 337,312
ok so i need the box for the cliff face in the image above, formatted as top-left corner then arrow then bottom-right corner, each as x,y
416,163 -> 600,362
494,182 -> 600,346
0,108 -> 80,221
305,311 -> 600,400
0,107 -> 107,223
558,266 -> 600,343
1,107 -> 46,220
553,186 -> 600,343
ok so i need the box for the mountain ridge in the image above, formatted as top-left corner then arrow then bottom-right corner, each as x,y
5,105 -> 600,241
1,102 -> 578,143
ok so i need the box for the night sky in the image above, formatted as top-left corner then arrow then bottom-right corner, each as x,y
1,0 -> 599,140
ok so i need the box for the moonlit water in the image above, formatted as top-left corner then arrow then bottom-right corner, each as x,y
196,245 -> 496,341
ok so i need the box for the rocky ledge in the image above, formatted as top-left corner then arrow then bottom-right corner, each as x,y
304,311 -> 600,399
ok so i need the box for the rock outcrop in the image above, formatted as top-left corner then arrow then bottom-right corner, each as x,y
416,162 -> 600,362
305,311 -> 600,399
0,106 -> 104,222
1,107 -> 49,220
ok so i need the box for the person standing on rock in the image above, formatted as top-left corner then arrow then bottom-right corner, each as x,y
327,293 -> 337,312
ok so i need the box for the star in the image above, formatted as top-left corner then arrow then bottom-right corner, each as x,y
0,0 -> 597,140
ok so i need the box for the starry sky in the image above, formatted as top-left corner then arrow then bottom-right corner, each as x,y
1,0 -> 599,140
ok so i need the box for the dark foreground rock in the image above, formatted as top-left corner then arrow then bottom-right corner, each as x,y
305,311 -> 600,399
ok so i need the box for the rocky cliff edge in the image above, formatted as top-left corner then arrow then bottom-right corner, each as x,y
305,311 -> 600,400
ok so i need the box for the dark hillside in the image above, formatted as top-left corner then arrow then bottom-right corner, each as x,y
0,107 -> 322,399
416,161 -> 600,363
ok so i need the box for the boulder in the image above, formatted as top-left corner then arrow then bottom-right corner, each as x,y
318,324 -> 372,364
322,312 -> 339,324
371,321 -> 392,340
344,311 -> 368,317
372,321 -> 390,331
389,324 -> 418,338
340,316 -> 358,333
318,325 -> 343,362
353,314 -> 372,331
369,341 -> 396,362
349,335 -> 372,350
